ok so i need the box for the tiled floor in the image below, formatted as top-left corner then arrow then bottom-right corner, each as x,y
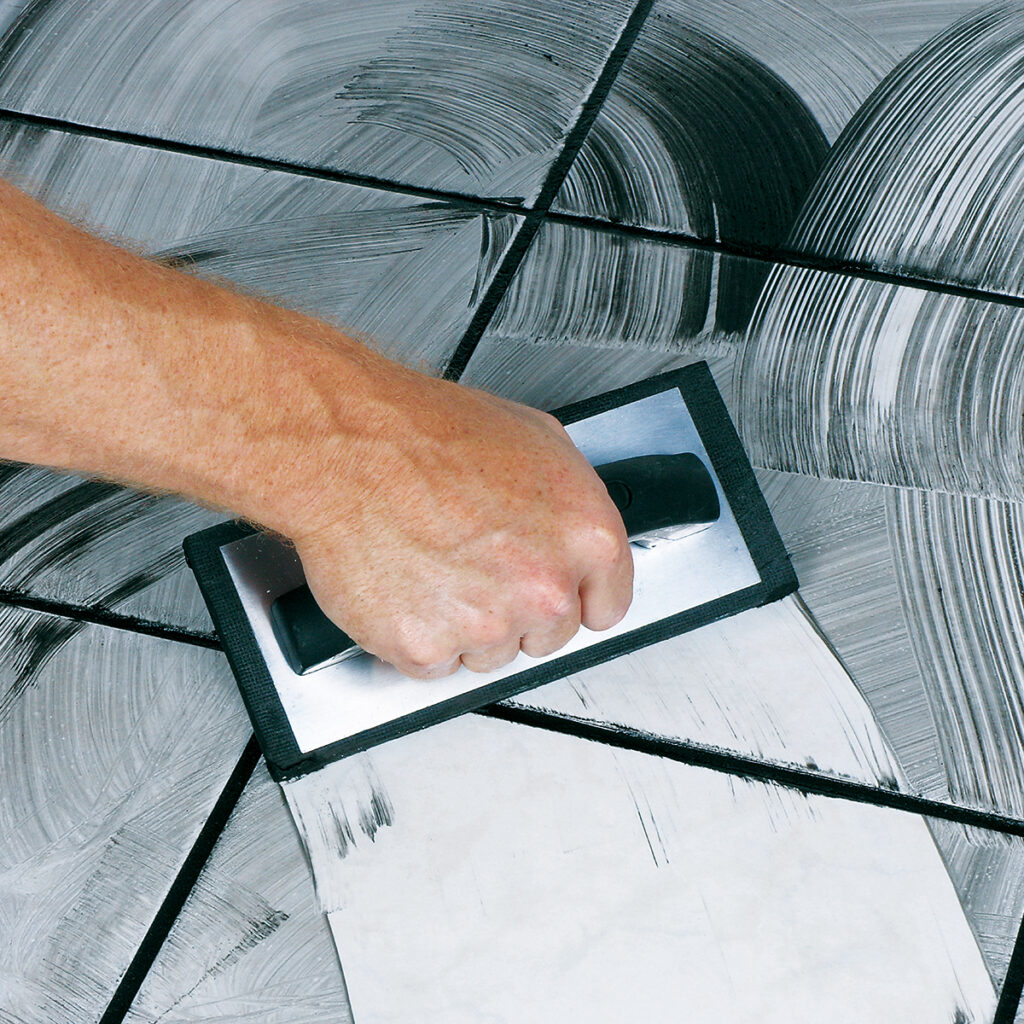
3,1 -> 1024,1021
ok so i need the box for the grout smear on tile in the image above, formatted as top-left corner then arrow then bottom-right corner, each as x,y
0,617 -> 249,1021
790,1 -> 1024,293
888,487 -> 1024,818
129,762 -> 353,1023
504,595 -> 906,791
757,469 -> 949,800
0,0 -> 637,199
555,7 -> 830,242
739,3 -> 1024,498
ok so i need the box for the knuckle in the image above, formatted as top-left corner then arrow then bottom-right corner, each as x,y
392,625 -> 455,673
586,521 -> 628,565
522,619 -> 580,658
463,610 -> 508,649
527,575 -> 577,620
584,594 -> 632,632
463,644 -> 519,674
399,650 -> 460,678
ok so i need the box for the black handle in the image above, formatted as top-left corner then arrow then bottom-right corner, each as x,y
270,585 -> 359,676
271,452 -> 719,674
594,453 -> 719,541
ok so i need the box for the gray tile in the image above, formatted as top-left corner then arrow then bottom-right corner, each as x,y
554,0 -> 1014,293
762,469 -> 1024,820
784,2 -> 1024,294
740,264 -> 1024,501
462,218 -> 762,409
757,470 -> 945,798
0,124 -> 515,631
128,763 -> 351,1024
928,817 -> 1024,995
0,610 -> 249,1022
0,0 -> 636,202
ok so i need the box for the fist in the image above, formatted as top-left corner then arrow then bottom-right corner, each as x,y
289,373 -> 634,678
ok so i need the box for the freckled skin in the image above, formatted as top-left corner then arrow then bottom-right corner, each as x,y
0,178 -> 634,677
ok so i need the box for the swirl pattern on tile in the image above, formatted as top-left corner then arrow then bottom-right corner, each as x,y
0,0 -> 633,198
555,13 -> 830,243
0,613 -> 248,1020
888,487 -> 1024,817
741,266 -> 1024,498
789,1 -> 1024,292
489,221 -> 773,354
131,765 -> 353,1022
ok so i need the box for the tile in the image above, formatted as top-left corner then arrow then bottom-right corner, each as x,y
284,712 -> 998,1023
0,610 -> 250,1022
461,218 -> 762,409
128,763 -> 352,1024
0,123 -> 515,631
127,719 -> 1024,1020
554,0 -> 1020,295
928,817 -> 1024,995
504,596 -> 904,790
785,1 -> 1024,294
761,469 -> 1024,820
0,0 -> 636,202
464,220 -> 1024,821
887,486 -> 1024,816
756,470 -> 944,798
555,0 -> 840,244
739,264 -> 1024,501
488,218 -> 772,343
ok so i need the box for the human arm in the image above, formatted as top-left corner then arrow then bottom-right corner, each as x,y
0,178 -> 633,677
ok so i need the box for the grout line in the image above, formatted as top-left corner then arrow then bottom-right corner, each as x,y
438,191 -> 539,381
0,587 -> 220,648
442,0 -> 657,379
440,214 -> 541,380
477,703 -> 1024,838
5,108 -> 1024,313
97,734 -> 263,1024
529,0 -> 656,213
0,107 -> 524,216
7,586 -> 1024,837
994,910 -> 1024,1023
546,209 -> 1024,309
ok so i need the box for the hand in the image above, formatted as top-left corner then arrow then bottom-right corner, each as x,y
287,369 -> 634,678
0,175 -> 630,677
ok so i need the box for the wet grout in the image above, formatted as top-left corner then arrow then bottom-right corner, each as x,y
4,107 -> 1024,315
441,0 -> 658,379
4,587 -> 1024,837
0,106 -> 525,216
546,209 -> 1024,310
995,907 -> 1024,1023
97,735 -> 263,1024
0,586 -> 220,648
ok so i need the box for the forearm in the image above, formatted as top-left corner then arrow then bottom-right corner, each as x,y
0,177 -> 382,534
0,177 -> 633,677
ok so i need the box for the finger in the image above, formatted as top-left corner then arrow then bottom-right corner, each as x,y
578,533 -> 634,632
460,638 -> 523,674
520,591 -> 582,658
375,633 -> 463,679
389,653 -> 462,680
